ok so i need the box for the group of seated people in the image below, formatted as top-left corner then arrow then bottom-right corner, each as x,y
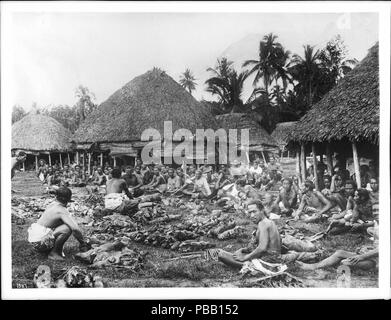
28,155 -> 380,273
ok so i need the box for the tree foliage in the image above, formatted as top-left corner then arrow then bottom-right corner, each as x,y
12,105 -> 27,124
179,68 -> 197,94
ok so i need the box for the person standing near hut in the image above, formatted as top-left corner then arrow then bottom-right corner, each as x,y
11,151 -> 27,179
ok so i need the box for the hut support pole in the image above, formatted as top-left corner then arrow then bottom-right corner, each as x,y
59,153 -> 63,168
22,161 -> 25,171
312,143 -> 319,190
67,153 -> 71,165
300,143 -> 306,182
100,153 -> 103,167
35,155 -> 38,171
261,151 -> 267,164
76,151 -> 79,165
113,157 -> 117,167
352,142 -> 361,187
326,143 -> 333,176
88,153 -> 91,174
295,147 -> 301,184
48,153 -> 52,166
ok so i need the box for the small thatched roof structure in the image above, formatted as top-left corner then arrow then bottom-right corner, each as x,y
289,42 -> 379,145
12,113 -> 72,152
73,68 -> 218,144
271,121 -> 297,150
216,113 -> 278,151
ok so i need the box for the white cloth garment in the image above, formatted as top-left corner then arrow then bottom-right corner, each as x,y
28,223 -> 54,243
104,193 -> 126,210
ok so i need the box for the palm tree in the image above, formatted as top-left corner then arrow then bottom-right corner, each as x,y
205,58 -> 249,113
289,45 -> 321,108
179,68 -> 197,94
75,85 -> 96,121
242,33 -> 289,99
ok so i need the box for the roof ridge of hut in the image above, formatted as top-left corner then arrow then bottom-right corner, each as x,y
73,68 -> 217,143
12,113 -> 72,152
289,42 -> 379,144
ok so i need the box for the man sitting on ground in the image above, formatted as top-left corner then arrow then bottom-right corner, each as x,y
191,169 -> 212,199
293,180 -> 332,223
166,167 -> 181,194
70,165 -> 86,187
262,193 -> 281,219
273,177 -> 298,216
27,187 -> 89,261
104,168 -> 135,213
217,199 -> 281,269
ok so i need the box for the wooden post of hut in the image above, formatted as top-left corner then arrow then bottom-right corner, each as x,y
300,143 -> 306,182
35,155 -> 38,171
48,153 -> 52,166
59,153 -> 63,168
88,153 -> 91,175
326,143 -> 333,175
113,156 -> 117,167
312,143 -> 319,190
76,151 -> 79,165
295,147 -> 301,184
100,153 -> 103,167
22,161 -> 25,171
67,153 -> 71,165
352,142 -> 361,188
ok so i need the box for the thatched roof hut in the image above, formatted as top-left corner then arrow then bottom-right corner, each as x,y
215,113 -> 278,153
73,68 -> 217,146
289,42 -> 379,144
12,113 -> 72,152
271,121 -> 297,150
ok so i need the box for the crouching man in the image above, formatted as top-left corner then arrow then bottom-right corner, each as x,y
27,187 -> 89,261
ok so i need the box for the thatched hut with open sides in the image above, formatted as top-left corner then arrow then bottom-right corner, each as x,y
12,113 -> 73,170
287,42 -> 379,189
73,68 -> 218,167
215,113 -> 279,163
271,121 -> 297,157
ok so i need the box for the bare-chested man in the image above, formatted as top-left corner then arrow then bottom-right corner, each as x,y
27,187 -> 89,260
218,199 -> 281,268
104,168 -> 134,213
273,178 -> 297,215
293,180 -> 332,223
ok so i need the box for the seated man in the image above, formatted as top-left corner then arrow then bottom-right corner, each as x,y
321,175 -> 332,197
142,167 -> 167,193
217,199 -> 281,269
262,193 -> 281,218
368,177 -> 379,217
104,168 -> 135,213
70,165 -> 86,187
27,187 -> 89,260
327,188 -> 373,234
166,168 -> 181,194
293,180 -> 332,223
128,165 -> 144,197
273,178 -> 298,216
191,169 -> 212,199
298,222 -> 378,271
62,165 -> 73,186
264,172 -> 283,192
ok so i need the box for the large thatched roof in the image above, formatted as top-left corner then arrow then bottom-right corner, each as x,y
12,113 -> 72,152
289,42 -> 379,144
216,113 -> 278,148
271,121 -> 297,149
73,68 -> 218,143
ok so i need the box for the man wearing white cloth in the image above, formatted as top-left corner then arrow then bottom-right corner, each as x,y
105,168 -> 135,213
28,187 -> 89,261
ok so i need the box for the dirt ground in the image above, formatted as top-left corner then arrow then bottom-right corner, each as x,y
11,167 -> 378,289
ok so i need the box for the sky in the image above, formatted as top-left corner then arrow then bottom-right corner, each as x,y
10,12 -> 378,110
